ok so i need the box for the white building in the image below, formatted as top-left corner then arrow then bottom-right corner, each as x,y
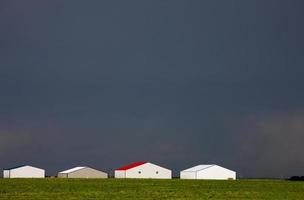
58,166 -> 108,178
180,164 -> 236,180
115,161 -> 172,179
3,165 -> 45,178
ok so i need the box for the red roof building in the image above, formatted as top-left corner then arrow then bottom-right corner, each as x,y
114,161 -> 172,179
116,162 -> 147,171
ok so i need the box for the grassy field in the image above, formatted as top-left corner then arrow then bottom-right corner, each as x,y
0,179 -> 303,200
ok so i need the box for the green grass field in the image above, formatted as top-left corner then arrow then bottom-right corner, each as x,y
0,179 -> 303,200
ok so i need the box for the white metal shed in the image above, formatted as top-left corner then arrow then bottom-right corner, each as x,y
180,165 -> 236,180
58,166 -> 108,178
3,165 -> 45,178
115,161 -> 172,179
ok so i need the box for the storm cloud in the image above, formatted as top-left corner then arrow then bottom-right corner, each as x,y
1,0 -> 304,177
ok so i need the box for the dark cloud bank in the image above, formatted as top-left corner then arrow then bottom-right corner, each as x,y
0,0 -> 304,178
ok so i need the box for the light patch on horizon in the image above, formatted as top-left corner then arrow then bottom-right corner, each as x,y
229,111 -> 304,177
0,130 -> 33,157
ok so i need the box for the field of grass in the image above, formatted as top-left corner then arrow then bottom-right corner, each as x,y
0,179 -> 303,200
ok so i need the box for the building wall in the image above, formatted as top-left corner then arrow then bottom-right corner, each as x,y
180,171 -> 196,179
57,173 -> 68,178
125,163 -> 171,179
3,170 -> 10,178
196,166 -> 236,180
6,166 -> 45,178
114,170 -> 126,178
66,168 -> 108,178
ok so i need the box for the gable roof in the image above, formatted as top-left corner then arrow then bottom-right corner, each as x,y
3,165 -> 44,171
116,161 -> 147,171
182,165 -> 215,172
59,167 -> 86,174
3,165 -> 28,170
182,165 -> 235,173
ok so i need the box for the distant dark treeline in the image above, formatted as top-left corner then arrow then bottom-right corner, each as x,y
289,176 -> 304,181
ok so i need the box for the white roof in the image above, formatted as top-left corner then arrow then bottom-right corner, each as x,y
4,165 -> 44,171
182,165 -> 235,173
182,165 -> 215,172
59,167 -> 86,174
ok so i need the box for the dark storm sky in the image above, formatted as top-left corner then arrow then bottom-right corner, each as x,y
1,0 -> 304,178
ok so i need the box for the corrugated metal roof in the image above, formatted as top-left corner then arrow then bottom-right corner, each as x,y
59,167 -> 86,174
3,165 -> 44,171
116,162 -> 147,171
3,165 -> 29,170
182,165 -> 215,172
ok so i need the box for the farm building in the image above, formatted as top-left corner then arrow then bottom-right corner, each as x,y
180,164 -> 236,180
115,161 -> 172,179
3,165 -> 45,178
58,166 -> 108,178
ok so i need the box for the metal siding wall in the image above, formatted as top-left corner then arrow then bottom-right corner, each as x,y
125,163 -> 171,179
180,171 -> 196,179
68,168 -> 108,178
114,170 -> 126,178
197,166 -> 236,180
3,170 -> 10,178
10,166 -> 45,178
